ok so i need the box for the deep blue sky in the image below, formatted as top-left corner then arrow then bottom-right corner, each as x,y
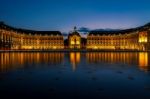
0,0 -> 150,32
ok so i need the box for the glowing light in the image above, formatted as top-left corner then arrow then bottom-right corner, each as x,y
70,52 -> 81,71
94,46 -> 98,49
139,52 -> 148,71
139,38 -> 148,43
76,41 -> 80,44
53,46 -> 57,49
71,41 -> 75,44
139,32 -> 148,43
22,46 -> 32,49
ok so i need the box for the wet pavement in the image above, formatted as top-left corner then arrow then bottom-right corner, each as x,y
0,52 -> 150,99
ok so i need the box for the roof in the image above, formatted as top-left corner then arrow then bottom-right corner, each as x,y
0,22 -> 62,36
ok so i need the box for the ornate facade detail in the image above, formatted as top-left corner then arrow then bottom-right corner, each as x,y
0,22 -> 64,50
0,22 -> 150,51
68,27 -> 81,49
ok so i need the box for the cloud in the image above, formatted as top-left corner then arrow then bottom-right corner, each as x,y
77,27 -> 90,33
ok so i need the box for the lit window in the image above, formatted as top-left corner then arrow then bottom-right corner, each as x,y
76,41 -> 80,44
71,41 -> 75,44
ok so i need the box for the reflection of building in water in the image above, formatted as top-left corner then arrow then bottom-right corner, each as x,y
139,52 -> 150,72
0,53 -> 64,72
86,52 -> 150,72
86,52 -> 138,65
70,52 -> 80,71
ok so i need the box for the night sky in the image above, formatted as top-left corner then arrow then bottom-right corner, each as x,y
0,0 -> 150,32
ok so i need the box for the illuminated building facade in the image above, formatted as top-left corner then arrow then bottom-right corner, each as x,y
0,22 -> 64,50
87,24 -> 150,50
0,22 -> 150,51
68,27 -> 81,49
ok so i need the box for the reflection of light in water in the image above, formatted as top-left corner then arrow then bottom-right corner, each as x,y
139,52 -> 149,71
0,53 -> 64,72
86,52 -> 150,72
70,52 -> 80,71
0,52 -> 150,72
86,52 -> 138,64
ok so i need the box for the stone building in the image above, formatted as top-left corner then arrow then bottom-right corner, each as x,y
0,22 -> 150,51
0,22 -> 64,50
87,23 -> 150,51
68,27 -> 81,49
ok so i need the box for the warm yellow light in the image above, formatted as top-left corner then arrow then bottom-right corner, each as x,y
139,37 -> 147,43
22,46 -> 32,49
53,46 -> 57,49
145,39 -> 148,42
139,52 -> 148,71
76,52 -> 80,63
70,52 -> 81,71
139,32 -> 148,43
94,46 -> 98,49
71,41 -> 75,44
76,41 -> 80,44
